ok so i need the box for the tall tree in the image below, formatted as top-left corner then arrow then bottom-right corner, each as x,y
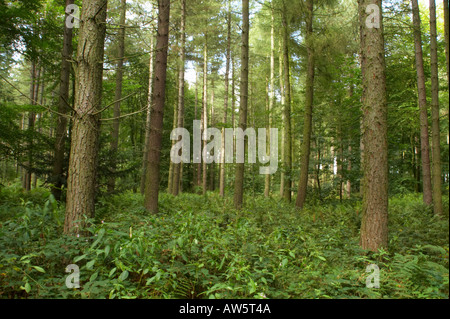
64,0 -> 107,235
264,3 -> 275,198
281,1 -> 292,202
219,1 -> 232,197
411,0 -> 432,206
172,0 -> 186,196
234,0 -> 249,209
144,0 -> 171,214
358,0 -> 389,251
444,0 -> 449,89
202,34 -> 208,195
296,0 -> 315,209
108,0 -> 127,193
140,34 -> 155,195
51,0 -> 74,201
429,0 -> 443,216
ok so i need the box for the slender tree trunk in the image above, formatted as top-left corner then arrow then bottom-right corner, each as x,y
358,0 -> 389,251
144,0 -> 170,214
209,77 -> 216,191
234,0 -> 249,209
52,0 -> 73,199
140,35 -> 155,195
64,0 -> 107,235
202,36 -> 208,195
108,0 -> 126,193
296,0 -> 315,209
265,4 -> 275,198
411,0 -> 433,206
444,0 -> 449,90
429,0 -> 443,216
172,0 -> 186,197
279,35 -> 285,197
281,3 -> 292,202
220,1 -> 231,197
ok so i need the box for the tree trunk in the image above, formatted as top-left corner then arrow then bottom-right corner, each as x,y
108,0 -> 126,193
220,1 -> 231,197
411,0 -> 433,206
52,0 -> 74,200
64,0 -> 107,235
144,0 -> 170,214
202,35 -> 208,195
265,4 -> 275,198
140,34 -> 155,195
358,0 -> 389,251
429,0 -> 443,216
295,0 -> 315,209
279,35 -> 285,197
172,0 -> 186,197
281,3 -> 292,202
234,0 -> 249,209
444,0 -> 449,90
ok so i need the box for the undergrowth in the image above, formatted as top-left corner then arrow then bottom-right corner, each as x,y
0,186 -> 448,299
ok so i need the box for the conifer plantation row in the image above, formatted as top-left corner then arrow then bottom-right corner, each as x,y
0,0 -> 448,299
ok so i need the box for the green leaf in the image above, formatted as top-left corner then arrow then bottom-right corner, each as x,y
104,245 -> 110,257
74,255 -> 86,263
32,266 -> 45,273
90,271 -> 99,282
86,259 -> 95,270
118,270 -> 129,282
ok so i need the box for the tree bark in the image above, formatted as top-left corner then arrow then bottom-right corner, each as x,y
140,34 -> 155,195
295,0 -> 315,209
234,0 -> 249,209
202,36 -> 208,195
358,0 -> 389,251
107,0 -> 126,193
52,0 -> 74,200
411,0 -> 433,206
64,0 -> 107,235
444,0 -> 449,90
220,1 -> 231,197
429,0 -> 443,216
144,0 -> 170,214
106,0 -> 126,193
172,0 -> 186,197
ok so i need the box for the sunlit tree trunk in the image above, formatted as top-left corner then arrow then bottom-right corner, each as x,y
429,0 -> 443,216
358,0 -> 389,251
64,0 -> 107,235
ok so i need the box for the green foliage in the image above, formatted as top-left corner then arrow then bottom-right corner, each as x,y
0,186 -> 448,299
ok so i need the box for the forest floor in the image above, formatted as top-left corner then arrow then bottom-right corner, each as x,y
0,183 -> 448,299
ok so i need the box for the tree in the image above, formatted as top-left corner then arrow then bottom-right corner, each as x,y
411,0 -> 432,206
64,0 -> 107,235
140,33 -> 155,195
219,0 -> 232,198
51,0 -> 74,201
444,0 -> 449,89
429,0 -> 443,216
295,0 -> 315,209
144,0 -> 171,214
172,0 -> 186,197
108,0 -> 127,193
234,0 -> 249,209
358,0 -> 389,251
281,0 -> 292,202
